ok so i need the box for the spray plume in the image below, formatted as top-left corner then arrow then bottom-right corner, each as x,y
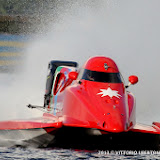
0,0 -> 160,124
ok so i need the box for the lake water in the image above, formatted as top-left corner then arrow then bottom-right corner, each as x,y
0,148 -> 160,160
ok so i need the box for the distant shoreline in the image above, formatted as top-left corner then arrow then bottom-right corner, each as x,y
0,15 -> 41,34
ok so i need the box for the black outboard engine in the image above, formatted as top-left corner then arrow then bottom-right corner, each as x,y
44,60 -> 78,107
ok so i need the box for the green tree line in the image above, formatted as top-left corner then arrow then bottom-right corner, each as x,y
0,0 -> 99,34
0,0 -> 58,15
0,0 -> 58,33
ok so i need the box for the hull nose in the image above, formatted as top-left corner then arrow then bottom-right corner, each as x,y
100,114 -> 127,133
104,122 -> 127,133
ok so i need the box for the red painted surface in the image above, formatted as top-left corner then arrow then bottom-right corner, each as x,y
127,92 -> 136,127
61,57 -> 128,133
129,75 -> 138,85
60,56 -> 160,134
63,81 -> 129,133
83,56 -> 119,73
68,71 -> 78,80
0,115 -> 62,130
0,56 -> 159,137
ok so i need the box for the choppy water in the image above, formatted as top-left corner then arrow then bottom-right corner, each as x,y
1,1 -> 160,159
0,148 -> 160,160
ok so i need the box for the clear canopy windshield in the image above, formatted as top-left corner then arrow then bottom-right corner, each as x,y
81,69 -> 122,83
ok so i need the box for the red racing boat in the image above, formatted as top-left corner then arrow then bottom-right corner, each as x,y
0,56 -> 160,149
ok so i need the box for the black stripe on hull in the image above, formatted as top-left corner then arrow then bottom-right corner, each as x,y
0,127 -> 160,150
50,127 -> 160,150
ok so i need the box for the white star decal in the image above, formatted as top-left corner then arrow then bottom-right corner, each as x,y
97,87 -> 122,99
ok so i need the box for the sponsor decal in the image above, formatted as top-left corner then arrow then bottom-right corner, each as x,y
97,87 -> 122,99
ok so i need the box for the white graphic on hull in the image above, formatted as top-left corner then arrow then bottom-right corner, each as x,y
97,87 -> 122,99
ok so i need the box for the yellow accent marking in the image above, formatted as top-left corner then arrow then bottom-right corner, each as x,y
0,52 -> 23,56
0,60 -> 22,66
0,41 -> 27,47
